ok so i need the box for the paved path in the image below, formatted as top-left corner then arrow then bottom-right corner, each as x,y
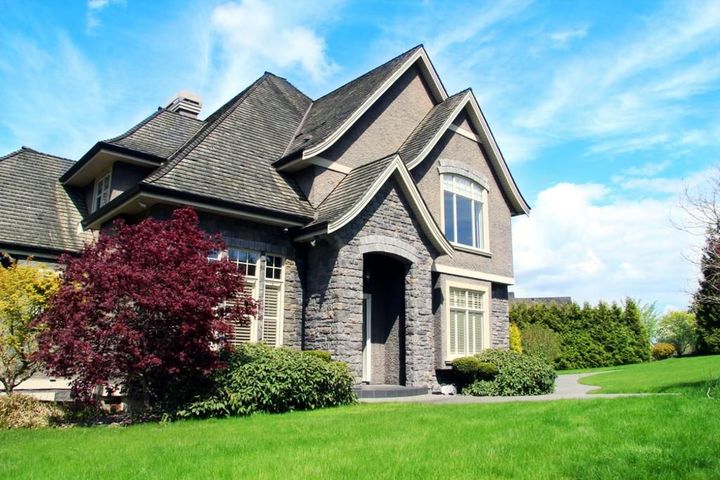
361,372 -> 653,404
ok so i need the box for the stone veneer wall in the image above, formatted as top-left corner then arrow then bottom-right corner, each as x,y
303,179 -> 439,387
490,283 -> 510,348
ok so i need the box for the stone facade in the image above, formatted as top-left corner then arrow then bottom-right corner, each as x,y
304,179 -> 438,387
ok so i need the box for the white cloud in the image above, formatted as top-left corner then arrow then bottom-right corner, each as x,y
621,160 -> 672,177
587,134 -> 670,156
86,0 -> 124,33
204,0 -> 338,111
512,180 -> 701,310
549,26 -> 588,46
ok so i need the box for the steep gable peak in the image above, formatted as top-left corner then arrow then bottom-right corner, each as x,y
275,45 -> 448,170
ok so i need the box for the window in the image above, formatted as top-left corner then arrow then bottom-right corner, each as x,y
443,174 -> 487,250
92,173 -> 112,212
208,248 -> 284,347
447,285 -> 487,359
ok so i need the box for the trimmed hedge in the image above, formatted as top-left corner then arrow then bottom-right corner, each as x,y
450,356 -> 498,390
463,349 -> 556,396
178,344 -> 356,418
510,299 -> 651,369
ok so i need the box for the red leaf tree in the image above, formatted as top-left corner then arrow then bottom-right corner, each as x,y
35,207 -> 254,407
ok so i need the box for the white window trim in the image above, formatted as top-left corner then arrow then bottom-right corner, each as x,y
211,248 -> 285,347
92,171 -> 112,213
441,173 -> 490,253
444,279 -> 490,361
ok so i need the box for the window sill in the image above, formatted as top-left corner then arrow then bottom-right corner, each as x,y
451,243 -> 492,257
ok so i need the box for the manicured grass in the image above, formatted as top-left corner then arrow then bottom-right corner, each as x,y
571,355 -> 720,396
2,396 -> 720,479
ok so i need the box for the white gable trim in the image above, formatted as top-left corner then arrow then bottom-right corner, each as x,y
406,92 -> 472,171
406,92 -> 530,216
322,155 -> 453,257
302,47 -> 448,161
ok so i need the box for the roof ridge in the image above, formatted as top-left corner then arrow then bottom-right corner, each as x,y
144,73 -> 271,185
312,44 -> 423,104
102,109 -> 163,144
0,146 -> 75,165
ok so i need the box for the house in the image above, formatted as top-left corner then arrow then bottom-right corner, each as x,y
0,45 -> 529,389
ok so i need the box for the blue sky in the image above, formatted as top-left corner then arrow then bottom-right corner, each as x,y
2,0 -> 719,310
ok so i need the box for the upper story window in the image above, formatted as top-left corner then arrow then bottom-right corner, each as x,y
442,174 -> 488,250
92,172 -> 112,213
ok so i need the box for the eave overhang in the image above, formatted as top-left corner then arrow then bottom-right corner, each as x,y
60,142 -> 164,186
82,183 -> 313,230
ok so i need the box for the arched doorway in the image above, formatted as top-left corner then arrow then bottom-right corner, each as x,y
362,253 -> 408,385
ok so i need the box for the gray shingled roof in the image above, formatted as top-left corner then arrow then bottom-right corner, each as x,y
104,109 -> 204,159
309,155 -> 397,227
0,148 -> 92,253
398,90 -> 469,165
144,74 -> 314,219
283,46 -> 423,158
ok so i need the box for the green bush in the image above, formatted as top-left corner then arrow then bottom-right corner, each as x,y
509,323 -> 523,353
463,349 -> 556,396
302,350 -> 332,362
521,324 -> 561,361
652,342 -> 676,360
450,356 -> 498,390
178,344 -> 356,418
0,394 -> 62,429
510,298 -> 651,369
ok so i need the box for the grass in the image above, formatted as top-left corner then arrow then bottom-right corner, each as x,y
2,355 -> 719,479
570,355 -> 720,396
2,397 -> 719,479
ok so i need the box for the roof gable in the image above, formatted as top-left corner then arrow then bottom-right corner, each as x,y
302,155 -> 453,256
278,45 -> 447,167
402,91 -> 530,216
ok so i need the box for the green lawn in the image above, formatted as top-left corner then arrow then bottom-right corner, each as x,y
2,355 -> 719,479
571,355 -> 720,396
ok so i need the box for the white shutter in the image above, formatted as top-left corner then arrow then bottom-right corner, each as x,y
262,284 -> 282,347
228,282 -> 254,345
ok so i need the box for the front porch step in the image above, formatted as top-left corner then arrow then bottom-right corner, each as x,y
352,384 -> 429,399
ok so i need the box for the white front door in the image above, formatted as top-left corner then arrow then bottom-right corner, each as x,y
362,294 -> 372,383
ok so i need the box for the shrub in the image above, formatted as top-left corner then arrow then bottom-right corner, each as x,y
0,394 -> 62,429
521,324 -> 561,361
463,349 -> 556,396
509,323 -> 523,353
302,350 -> 332,362
178,344 -> 356,418
450,356 -> 498,390
657,311 -> 697,356
652,342 -> 676,360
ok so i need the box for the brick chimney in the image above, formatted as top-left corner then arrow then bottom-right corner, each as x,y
166,91 -> 202,117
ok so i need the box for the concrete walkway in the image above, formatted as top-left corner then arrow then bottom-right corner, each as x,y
361,372 -> 650,404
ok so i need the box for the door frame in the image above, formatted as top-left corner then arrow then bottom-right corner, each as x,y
362,293 -> 372,383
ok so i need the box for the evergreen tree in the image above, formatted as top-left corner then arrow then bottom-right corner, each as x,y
693,227 -> 720,353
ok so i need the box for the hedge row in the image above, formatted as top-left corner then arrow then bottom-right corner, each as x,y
510,299 -> 650,369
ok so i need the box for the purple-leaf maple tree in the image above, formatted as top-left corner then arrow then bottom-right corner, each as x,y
35,207 -> 254,404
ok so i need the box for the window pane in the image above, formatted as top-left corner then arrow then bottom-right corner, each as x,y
456,195 -> 473,246
443,191 -> 455,241
470,312 -> 483,354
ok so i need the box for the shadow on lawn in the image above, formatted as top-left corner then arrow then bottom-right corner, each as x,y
654,379 -> 720,398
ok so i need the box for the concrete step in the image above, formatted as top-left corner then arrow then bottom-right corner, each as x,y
352,384 -> 429,399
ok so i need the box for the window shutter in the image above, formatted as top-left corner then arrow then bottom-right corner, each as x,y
262,284 -> 281,347
228,283 -> 254,345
